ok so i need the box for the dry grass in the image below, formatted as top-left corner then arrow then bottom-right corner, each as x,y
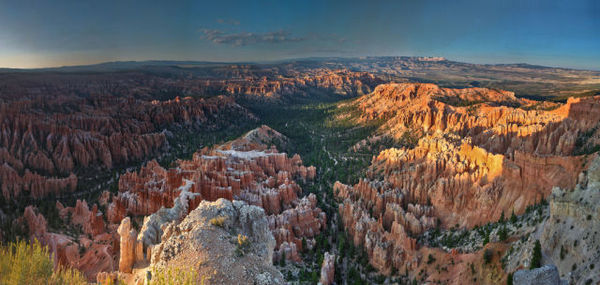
150,266 -> 199,285
0,239 -> 87,285
209,216 -> 227,228
235,234 -> 250,256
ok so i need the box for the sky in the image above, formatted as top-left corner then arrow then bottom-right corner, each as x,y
0,0 -> 598,69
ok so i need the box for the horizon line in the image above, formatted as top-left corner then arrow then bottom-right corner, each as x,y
0,55 -> 598,72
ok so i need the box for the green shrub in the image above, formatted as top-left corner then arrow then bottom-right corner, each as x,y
0,239 -> 87,285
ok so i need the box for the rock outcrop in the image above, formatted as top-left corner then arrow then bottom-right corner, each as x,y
319,252 -> 335,285
513,264 -> 562,285
539,155 -> 600,283
117,217 -> 141,273
144,199 -> 284,285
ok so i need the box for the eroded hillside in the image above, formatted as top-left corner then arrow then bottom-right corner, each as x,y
334,83 -> 600,283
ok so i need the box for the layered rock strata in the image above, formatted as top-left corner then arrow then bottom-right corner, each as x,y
335,83 -> 600,274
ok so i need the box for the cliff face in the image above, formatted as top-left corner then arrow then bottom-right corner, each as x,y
0,94 -> 255,199
221,69 -> 382,99
539,156 -> 600,283
335,83 -> 600,274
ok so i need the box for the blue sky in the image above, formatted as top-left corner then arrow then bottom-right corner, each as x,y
0,0 -> 598,69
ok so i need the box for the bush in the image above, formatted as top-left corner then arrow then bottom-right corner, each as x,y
150,266 -> 199,285
209,216 -> 226,228
427,254 -> 436,264
0,239 -> 87,285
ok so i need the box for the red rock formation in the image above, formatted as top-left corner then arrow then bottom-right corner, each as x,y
335,83 -> 600,273
319,252 -> 336,285
20,205 -> 115,281
117,217 -> 144,273
0,93 -> 255,200
0,64 -> 380,201
109,126 -> 326,263
57,200 -> 106,237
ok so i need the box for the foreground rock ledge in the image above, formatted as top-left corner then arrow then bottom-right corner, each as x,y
131,198 -> 284,285
513,264 -> 564,285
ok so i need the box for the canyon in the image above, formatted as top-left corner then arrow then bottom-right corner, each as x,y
1,58 -> 599,284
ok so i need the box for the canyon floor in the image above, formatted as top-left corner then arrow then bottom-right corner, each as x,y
1,57 -> 599,284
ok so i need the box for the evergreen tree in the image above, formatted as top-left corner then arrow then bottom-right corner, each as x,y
510,210 -> 517,224
499,225 -> 508,241
530,240 -> 542,269
301,237 -> 307,254
280,252 -> 286,267
507,272 -> 513,285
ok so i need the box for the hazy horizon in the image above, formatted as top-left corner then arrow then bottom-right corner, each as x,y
2,55 -> 600,72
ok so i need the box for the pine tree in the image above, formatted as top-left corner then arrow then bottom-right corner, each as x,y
499,225 -> 508,241
280,252 -> 286,267
510,210 -> 517,224
301,237 -> 307,254
530,240 -> 542,269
